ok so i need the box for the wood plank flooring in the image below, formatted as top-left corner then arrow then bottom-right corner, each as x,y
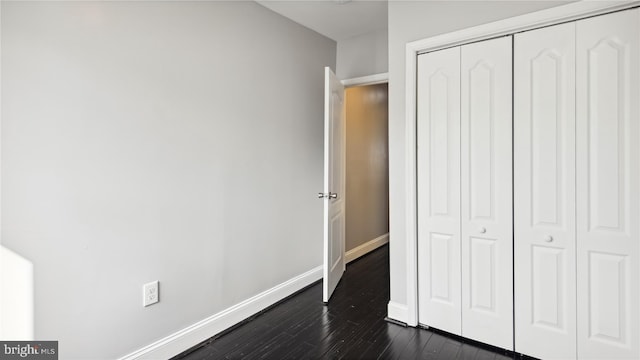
174,245 -> 517,360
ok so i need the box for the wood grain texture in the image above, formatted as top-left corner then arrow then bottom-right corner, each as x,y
174,246 -> 518,360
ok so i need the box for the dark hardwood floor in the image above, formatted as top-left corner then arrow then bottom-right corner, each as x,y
174,245 -> 516,360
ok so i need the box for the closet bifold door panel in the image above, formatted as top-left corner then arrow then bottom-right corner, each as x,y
417,37 -> 513,347
460,36 -> 513,350
576,8 -> 640,360
415,4 -> 640,357
514,22 -> 577,360
417,46 -> 462,335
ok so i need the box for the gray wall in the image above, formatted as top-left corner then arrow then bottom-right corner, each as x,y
387,0 -> 572,312
1,1 -> 335,358
345,84 -> 389,252
337,29 -> 388,79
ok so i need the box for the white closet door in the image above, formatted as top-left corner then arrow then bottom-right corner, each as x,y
460,36 -> 513,350
514,22 -> 577,360
576,9 -> 640,359
417,46 -> 462,335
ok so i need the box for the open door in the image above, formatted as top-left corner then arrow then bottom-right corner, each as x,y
320,67 -> 345,303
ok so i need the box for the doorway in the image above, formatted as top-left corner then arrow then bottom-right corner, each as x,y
323,71 -> 389,302
344,82 -> 389,264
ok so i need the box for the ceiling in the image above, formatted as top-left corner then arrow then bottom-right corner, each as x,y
256,0 -> 388,41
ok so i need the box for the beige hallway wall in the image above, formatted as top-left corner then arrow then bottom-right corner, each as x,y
345,83 -> 389,252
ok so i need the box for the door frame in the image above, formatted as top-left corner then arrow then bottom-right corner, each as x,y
323,71 -> 388,302
342,72 -> 388,88
400,0 -> 640,327
341,72 -> 389,264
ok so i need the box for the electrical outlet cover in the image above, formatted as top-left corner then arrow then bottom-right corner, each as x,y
143,281 -> 159,307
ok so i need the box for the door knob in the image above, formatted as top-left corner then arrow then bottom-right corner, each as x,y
544,235 -> 553,242
479,227 -> 486,234
318,192 -> 338,199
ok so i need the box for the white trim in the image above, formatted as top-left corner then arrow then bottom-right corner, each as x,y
345,233 -> 389,263
405,40 -> 419,327
118,266 -> 323,360
403,0 -> 640,329
408,0 -> 639,55
387,301 -> 409,323
341,72 -> 388,87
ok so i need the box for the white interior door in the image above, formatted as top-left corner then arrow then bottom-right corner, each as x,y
576,9 -> 640,359
417,46 -> 462,335
323,67 -> 346,303
460,36 -> 513,350
514,21 -> 577,360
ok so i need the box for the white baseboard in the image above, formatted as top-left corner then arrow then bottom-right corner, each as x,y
387,301 -> 408,324
118,265 -> 323,360
345,233 -> 389,264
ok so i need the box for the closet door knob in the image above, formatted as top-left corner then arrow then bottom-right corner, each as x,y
544,235 -> 553,243
479,227 -> 486,234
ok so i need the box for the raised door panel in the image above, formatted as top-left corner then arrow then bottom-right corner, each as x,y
417,46 -> 462,335
514,22 -> 577,360
576,9 -> 640,359
460,36 -> 513,350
